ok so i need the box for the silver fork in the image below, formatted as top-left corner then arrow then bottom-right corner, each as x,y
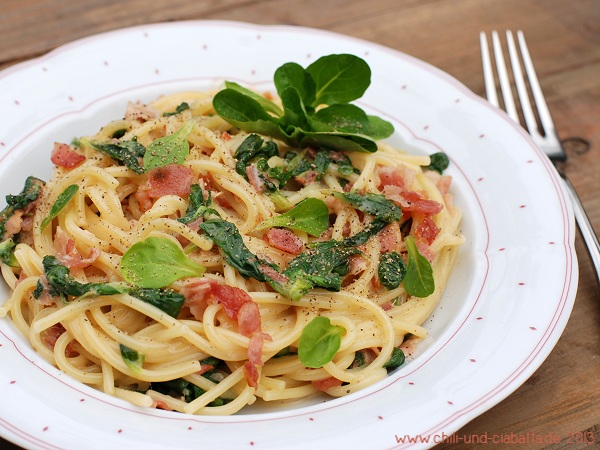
480,30 -> 600,281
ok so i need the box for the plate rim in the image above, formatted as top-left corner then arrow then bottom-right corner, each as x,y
0,19 -> 578,450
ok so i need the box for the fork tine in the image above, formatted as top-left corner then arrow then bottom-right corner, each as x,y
506,31 -> 539,136
491,31 -> 519,122
516,30 -> 558,137
479,32 -> 499,107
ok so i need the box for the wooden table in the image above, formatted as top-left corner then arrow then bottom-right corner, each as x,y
1,1 -> 598,449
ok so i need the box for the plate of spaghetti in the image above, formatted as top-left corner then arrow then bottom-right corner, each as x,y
0,21 -> 577,450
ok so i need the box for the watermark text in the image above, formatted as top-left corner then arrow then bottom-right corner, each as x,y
394,430 -> 596,446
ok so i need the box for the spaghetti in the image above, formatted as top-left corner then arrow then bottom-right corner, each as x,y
0,89 -> 463,415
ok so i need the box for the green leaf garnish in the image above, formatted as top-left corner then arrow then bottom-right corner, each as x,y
225,81 -> 284,116
279,86 -> 312,131
0,239 -> 18,268
111,129 -> 128,139
298,316 -> 345,368
378,251 -> 407,290
0,176 -> 44,239
199,219 -> 274,282
163,102 -> 190,117
33,255 -> 129,302
40,184 -> 79,231
312,104 -> 393,140
120,344 -> 144,375
342,218 -> 388,247
274,63 -> 316,109
88,139 -> 146,174
143,121 -> 195,170
306,54 -> 371,106
425,152 -> 450,174
33,256 -> 185,317
334,190 -> 401,223
383,347 -> 406,369
213,54 -> 394,153
150,377 -> 231,406
119,237 -> 205,288
283,240 -> 360,295
255,198 -> 329,237
3,176 -> 45,211
403,236 -> 435,297
177,184 -> 220,224
234,134 -> 279,178
129,288 -> 185,318
211,89 -> 286,141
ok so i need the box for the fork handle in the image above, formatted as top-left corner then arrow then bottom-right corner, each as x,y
561,175 -> 600,280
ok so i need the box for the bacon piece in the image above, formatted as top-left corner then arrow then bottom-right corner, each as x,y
180,278 -> 271,388
209,282 -> 252,320
328,150 -> 347,163
153,400 -> 173,411
134,164 -> 194,212
134,186 -> 153,213
4,210 -> 23,239
243,360 -> 260,388
246,164 -> 265,193
125,101 -> 159,123
348,254 -> 367,276
247,332 -> 271,366
378,222 -> 401,253
379,164 -> 445,217
413,215 -> 440,246
381,184 -> 403,205
324,196 -> 344,213
383,185 -> 443,216
352,348 -> 378,368
182,278 -> 258,324
305,147 -> 318,159
238,301 -> 262,337
294,170 -> 317,186
424,171 -> 453,196
400,339 -> 418,357
20,214 -> 34,235
436,176 -> 452,196
51,142 -> 86,169
42,323 -> 66,349
401,191 -> 444,215
197,174 -> 217,192
381,301 -> 393,311
41,323 -> 79,357
35,277 -> 56,306
370,273 -> 381,290
147,164 -> 194,198
312,376 -> 343,392
214,195 -> 231,209
416,240 -> 435,262
258,264 -> 290,284
14,269 -> 28,287
377,165 -> 416,190
197,363 -> 215,376
181,278 -> 212,320
265,228 -> 304,255
18,199 -> 39,240
54,227 -> 101,269
185,217 -> 204,232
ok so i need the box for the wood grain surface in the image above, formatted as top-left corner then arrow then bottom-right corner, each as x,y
1,1 -> 599,449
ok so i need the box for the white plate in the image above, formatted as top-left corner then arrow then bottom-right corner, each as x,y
0,21 -> 577,449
